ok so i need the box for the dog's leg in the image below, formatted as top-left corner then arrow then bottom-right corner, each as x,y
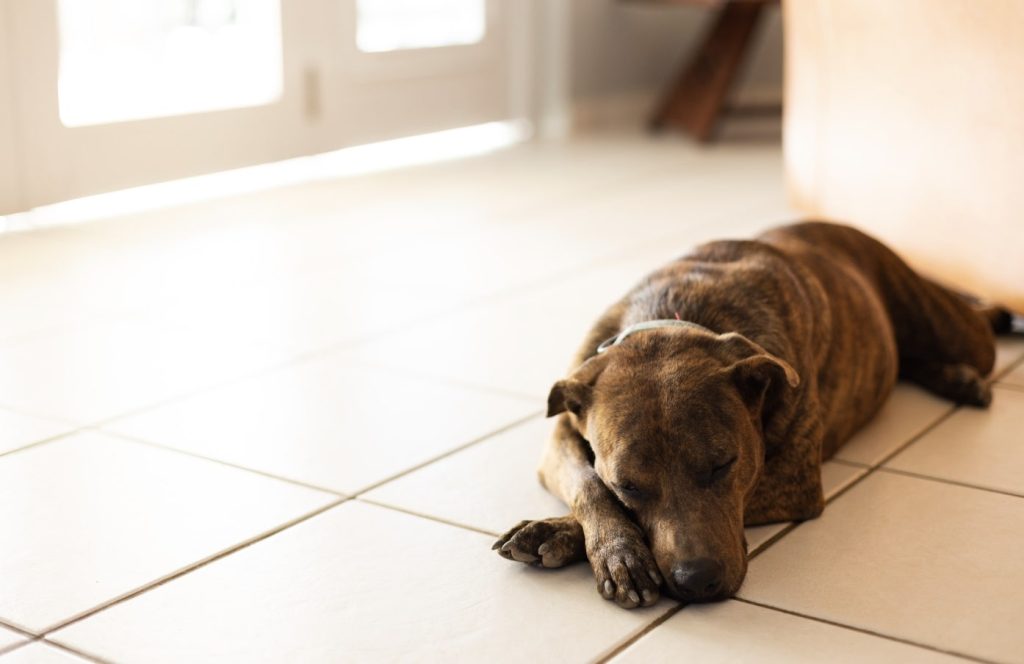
493,415 -> 662,609
769,223 -> 1001,398
886,278 -> 1003,408
743,415 -> 825,527
900,358 -> 992,407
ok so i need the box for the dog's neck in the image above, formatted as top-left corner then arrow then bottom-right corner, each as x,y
596,319 -> 715,354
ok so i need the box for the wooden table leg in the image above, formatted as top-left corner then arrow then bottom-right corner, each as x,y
650,2 -> 767,141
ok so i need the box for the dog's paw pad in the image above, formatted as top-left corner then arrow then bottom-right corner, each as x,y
492,516 -> 584,568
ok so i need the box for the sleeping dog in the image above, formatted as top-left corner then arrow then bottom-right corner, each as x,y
493,221 -> 1015,609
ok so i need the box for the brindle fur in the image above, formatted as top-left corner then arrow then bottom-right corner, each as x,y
493,221 -> 1008,609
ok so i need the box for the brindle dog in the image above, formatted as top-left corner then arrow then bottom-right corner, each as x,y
493,221 -> 1015,609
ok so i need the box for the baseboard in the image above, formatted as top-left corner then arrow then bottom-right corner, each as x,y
569,84 -> 782,134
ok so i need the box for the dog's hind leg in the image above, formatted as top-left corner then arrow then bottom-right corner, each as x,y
774,223 -> 1000,401
899,358 -> 992,407
893,278 -> 1024,406
884,276 -> 1003,407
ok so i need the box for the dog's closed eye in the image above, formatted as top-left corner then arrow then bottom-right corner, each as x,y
615,481 -> 646,501
709,457 -> 737,484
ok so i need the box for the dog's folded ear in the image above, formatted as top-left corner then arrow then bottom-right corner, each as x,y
716,333 -> 800,414
546,353 -> 611,418
729,352 -> 800,394
546,379 -> 586,418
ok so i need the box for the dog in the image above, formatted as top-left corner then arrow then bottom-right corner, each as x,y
493,221 -> 1015,609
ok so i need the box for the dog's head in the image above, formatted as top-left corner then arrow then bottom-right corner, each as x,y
547,326 -> 799,602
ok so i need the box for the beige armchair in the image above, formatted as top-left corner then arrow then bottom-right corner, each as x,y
784,0 -> 1024,310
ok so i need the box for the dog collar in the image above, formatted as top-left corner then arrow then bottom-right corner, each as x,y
596,319 -> 714,353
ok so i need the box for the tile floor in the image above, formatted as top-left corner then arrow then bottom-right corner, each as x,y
1,131 -> 1023,663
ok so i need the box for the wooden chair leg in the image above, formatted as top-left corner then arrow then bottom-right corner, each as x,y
650,2 -> 766,142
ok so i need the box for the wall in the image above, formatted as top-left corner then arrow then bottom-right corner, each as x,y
568,0 -> 783,126
0,3 -> 22,214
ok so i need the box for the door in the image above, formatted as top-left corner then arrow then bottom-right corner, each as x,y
0,0 -> 533,214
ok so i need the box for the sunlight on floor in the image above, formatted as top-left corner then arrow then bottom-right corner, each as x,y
0,120 -> 530,233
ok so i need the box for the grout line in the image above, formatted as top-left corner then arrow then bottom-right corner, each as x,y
992,347 -> 1024,381
0,641 -> 29,658
94,428 -> 348,498
38,638 -> 112,664
0,618 -> 37,640
826,457 -> 871,469
356,498 -> 500,538
994,382 -> 1024,394
746,523 -> 799,561
733,597 -> 996,664
871,406 -> 960,469
41,497 -> 348,636
82,354 -> 315,430
875,467 -> 1024,500
335,357 -> 542,403
0,399 -> 81,426
101,409 -> 543,509
0,617 -> 39,657
593,603 -> 684,664
0,426 -> 94,461
350,410 -> 545,496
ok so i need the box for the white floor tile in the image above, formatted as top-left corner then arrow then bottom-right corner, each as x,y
998,361 -> 1024,388
106,356 -> 538,493
745,523 -> 789,554
614,599 -> 963,664
0,643 -> 94,663
136,265 -> 464,356
885,386 -> 1024,495
341,243 -> 769,398
8,129 -> 1018,663
833,384 -> 952,467
0,626 -> 26,653
747,462 -> 865,556
739,472 -> 1024,663
0,317 -> 286,423
363,416 -> 566,534
994,336 -> 1024,379
820,460 -> 868,500
0,432 -> 335,632
53,501 -> 664,663
0,410 -> 70,456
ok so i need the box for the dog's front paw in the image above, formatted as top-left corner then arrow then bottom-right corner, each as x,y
588,528 -> 662,609
492,516 -> 585,568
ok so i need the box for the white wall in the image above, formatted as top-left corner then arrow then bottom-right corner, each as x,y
0,3 -> 22,214
568,1 -> 782,123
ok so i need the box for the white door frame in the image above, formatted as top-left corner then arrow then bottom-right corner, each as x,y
0,3 -> 23,214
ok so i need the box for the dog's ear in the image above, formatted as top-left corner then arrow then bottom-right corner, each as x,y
717,333 -> 800,413
729,353 -> 800,402
546,353 -> 611,418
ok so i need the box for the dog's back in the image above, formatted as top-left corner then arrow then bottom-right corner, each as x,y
619,224 -> 900,457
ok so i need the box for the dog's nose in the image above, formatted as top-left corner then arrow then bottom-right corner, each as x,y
671,558 -> 724,600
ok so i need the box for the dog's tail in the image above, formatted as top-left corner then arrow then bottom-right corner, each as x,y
933,283 -> 1021,336
983,304 -> 1023,335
